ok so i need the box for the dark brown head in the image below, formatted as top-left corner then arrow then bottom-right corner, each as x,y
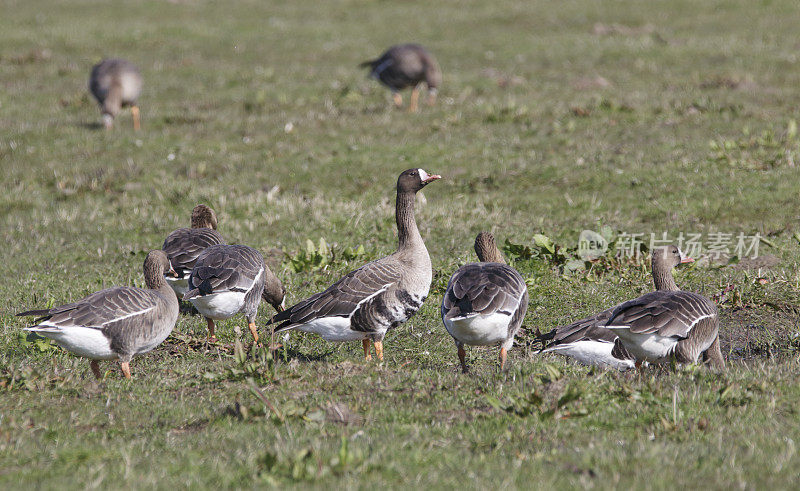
143,250 -> 176,289
474,232 -> 505,264
261,272 -> 286,313
396,168 -> 441,194
652,244 -> 693,272
191,204 -> 218,229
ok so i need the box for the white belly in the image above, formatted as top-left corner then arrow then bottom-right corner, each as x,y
189,291 -> 246,320
543,340 -> 634,371
29,325 -> 116,360
295,317 -> 365,342
444,313 -> 510,346
166,276 -> 189,297
119,72 -> 142,101
609,327 -> 678,363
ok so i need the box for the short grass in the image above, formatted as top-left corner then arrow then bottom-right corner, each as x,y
3,0 -> 800,487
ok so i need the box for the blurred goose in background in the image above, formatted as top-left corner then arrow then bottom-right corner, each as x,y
360,44 -> 441,112
441,232 -> 529,372
184,245 -> 285,343
89,58 -> 142,130
538,245 -> 724,369
162,204 -> 226,301
18,250 -> 179,379
269,168 -> 441,361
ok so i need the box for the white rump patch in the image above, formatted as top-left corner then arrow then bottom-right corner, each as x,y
543,340 -> 634,371
295,317 -> 366,342
166,276 -> 190,297
444,312 -> 511,346
26,325 -> 116,360
607,327 -> 679,363
189,291 -> 246,320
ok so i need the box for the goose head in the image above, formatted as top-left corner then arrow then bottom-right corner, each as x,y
144,250 -> 177,288
474,232 -> 505,264
397,168 -> 441,194
191,204 -> 218,229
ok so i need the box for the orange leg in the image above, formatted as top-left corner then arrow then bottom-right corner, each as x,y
409,86 -> 420,113
206,318 -> 217,342
392,92 -> 403,108
119,361 -> 131,379
374,340 -> 384,361
499,347 -> 508,371
131,105 -> 141,131
362,339 -> 372,361
90,360 -> 103,380
427,89 -> 437,106
457,345 -> 468,373
248,322 -> 260,345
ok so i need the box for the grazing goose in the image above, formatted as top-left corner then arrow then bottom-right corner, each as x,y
269,168 -> 441,361
441,232 -> 529,372
18,250 -> 179,379
184,244 -> 285,343
162,204 -> 226,300
89,58 -> 143,130
539,245 -> 724,368
537,246 -> 692,370
360,44 -> 441,112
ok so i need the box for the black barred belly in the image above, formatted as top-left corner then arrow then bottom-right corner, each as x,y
350,290 -> 426,335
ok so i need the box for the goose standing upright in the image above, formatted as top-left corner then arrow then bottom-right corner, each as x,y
360,44 -> 441,112
18,250 -> 179,379
441,232 -> 529,372
162,204 -> 226,300
539,245 -> 724,369
89,58 -> 143,130
269,168 -> 442,361
184,245 -> 285,343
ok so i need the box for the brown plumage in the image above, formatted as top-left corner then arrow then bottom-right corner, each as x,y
162,205 -> 226,300
18,250 -> 179,379
538,245 -> 724,369
360,44 -> 441,112
270,168 -> 442,361
184,244 -> 285,344
441,232 -> 529,372
89,58 -> 143,130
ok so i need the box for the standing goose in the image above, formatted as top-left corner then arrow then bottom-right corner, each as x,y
162,204 -> 226,300
441,232 -> 529,372
89,58 -> 143,130
17,250 -> 179,379
184,245 -> 285,343
269,168 -> 441,361
360,44 -> 441,112
539,245 -> 724,368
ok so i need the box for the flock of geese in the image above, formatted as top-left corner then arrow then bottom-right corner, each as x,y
16,45 -> 725,379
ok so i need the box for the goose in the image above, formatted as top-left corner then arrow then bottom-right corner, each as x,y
441,232 -> 529,372
360,44 -> 441,112
539,245 -> 724,369
537,246 -> 691,370
89,58 -> 143,130
269,168 -> 441,361
17,250 -> 179,379
184,244 -> 285,343
162,204 -> 226,300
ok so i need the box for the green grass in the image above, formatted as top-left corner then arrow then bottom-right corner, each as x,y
3,0 -> 800,487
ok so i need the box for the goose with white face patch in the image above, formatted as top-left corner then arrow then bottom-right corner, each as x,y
360,44 -> 441,112
89,58 -> 143,130
538,245 -> 724,369
162,204 -> 225,300
18,250 -> 179,379
184,244 -> 285,343
441,232 -> 529,372
269,168 -> 441,361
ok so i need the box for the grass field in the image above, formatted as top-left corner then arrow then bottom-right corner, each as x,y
3,0 -> 800,487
